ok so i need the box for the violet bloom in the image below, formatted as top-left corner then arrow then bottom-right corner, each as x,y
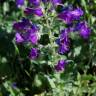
16,0 -> 24,7
13,18 -> 39,44
42,0 -> 61,5
42,0 -> 50,3
77,21 -> 91,39
15,32 -> 24,43
58,8 -> 83,24
52,0 -> 62,5
55,60 -> 67,72
58,11 -> 73,24
71,8 -> 83,19
56,29 -> 70,54
27,29 -> 38,44
29,48 -> 38,59
24,7 -> 43,17
29,0 -> 40,6
13,18 -> 31,31
58,44 -> 69,54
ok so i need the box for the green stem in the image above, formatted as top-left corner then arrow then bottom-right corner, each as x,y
44,10 -> 57,66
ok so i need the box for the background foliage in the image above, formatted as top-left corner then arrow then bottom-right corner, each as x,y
0,0 -> 96,96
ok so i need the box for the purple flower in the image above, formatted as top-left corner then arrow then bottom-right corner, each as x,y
77,21 -> 91,39
52,0 -> 61,5
58,44 -> 69,55
29,48 -> 38,59
26,29 -> 38,44
56,28 -> 70,54
15,32 -> 24,43
32,7 -> 43,16
55,60 -> 68,72
42,0 -> 61,5
13,18 -> 31,31
42,0 -> 50,3
29,34 -> 38,44
13,18 -> 39,44
58,11 -> 73,24
71,8 -> 83,19
58,8 -> 83,24
29,0 -> 40,6
16,0 -> 24,7
24,7 -> 43,17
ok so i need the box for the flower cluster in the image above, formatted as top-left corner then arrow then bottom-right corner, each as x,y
14,0 -> 91,72
56,7 -> 91,55
56,28 -> 72,55
13,17 -> 39,59
58,7 -> 84,24
54,6 -> 91,71
13,18 -> 38,44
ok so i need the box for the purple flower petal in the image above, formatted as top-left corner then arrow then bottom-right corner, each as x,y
15,32 -> 24,43
29,48 -> 38,59
16,0 -> 24,7
70,8 -> 84,20
21,27 -> 38,43
42,0 -> 50,3
58,45 -> 69,55
13,18 -> 31,31
58,11 -> 73,24
29,34 -> 38,44
56,28 -> 71,54
55,60 -> 68,72
77,21 -> 91,39
29,0 -> 40,6
24,7 -> 43,17
58,8 -> 83,24
52,0 -> 62,5
13,18 -> 39,44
